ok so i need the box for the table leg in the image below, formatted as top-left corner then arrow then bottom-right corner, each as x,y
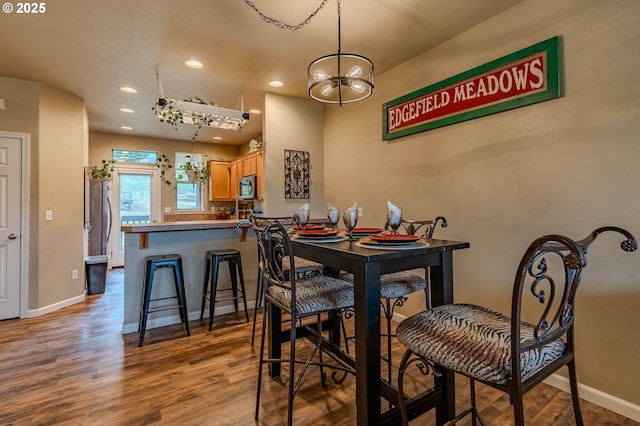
430,251 -> 456,424
353,261 -> 382,425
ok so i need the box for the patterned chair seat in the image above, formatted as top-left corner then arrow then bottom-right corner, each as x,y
339,271 -> 426,299
268,275 -> 354,316
396,304 -> 566,385
283,256 -> 324,276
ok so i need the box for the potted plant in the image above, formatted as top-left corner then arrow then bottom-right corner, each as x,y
87,159 -> 116,180
177,154 -> 209,185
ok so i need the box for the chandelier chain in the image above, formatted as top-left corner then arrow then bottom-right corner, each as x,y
242,0 -> 328,31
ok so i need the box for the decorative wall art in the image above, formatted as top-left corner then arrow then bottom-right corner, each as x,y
383,36 -> 561,140
284,149 -> 310,199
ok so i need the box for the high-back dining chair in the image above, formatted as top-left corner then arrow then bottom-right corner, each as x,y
395,226 -> 637,425
254,223 -> 355,426
339,215 -> 447,384
243,215 -> 325,345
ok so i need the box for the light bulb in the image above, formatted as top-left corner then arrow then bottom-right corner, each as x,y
320,83 -> 335,97
349,81 -> 366,93
345,65 -> 362,78
313,70 -> 331,82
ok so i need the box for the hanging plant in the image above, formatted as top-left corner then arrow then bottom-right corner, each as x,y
87,159 -> 117,180
153,154 -> 175,187
176,153 -> 210,186
154,97 -> 219,141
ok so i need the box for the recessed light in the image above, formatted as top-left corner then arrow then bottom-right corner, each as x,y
120,108 -> 134,113
249,109 -> 262,114
185,59 -> 203,69
121,126 -> 133,130
213,136 -> 222,140
120,86 -> 137,94
269,80 -> 284,88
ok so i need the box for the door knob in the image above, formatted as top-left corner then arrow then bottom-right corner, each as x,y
8,233 -> 17,240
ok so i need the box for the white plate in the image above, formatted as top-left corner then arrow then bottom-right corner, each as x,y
355,241 -> 430,250
292,235 -> 347,243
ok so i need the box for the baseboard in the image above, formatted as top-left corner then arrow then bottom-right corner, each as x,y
122,300 -> 257,334
544,374 -> 640,422
26,293 -> 86,318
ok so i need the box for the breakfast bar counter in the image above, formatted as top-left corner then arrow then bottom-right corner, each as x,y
120,220 -> 258,334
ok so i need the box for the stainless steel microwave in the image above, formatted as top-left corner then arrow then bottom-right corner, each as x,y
238,175 -> 256,199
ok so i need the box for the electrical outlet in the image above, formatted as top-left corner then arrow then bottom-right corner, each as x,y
358,207 -> 363,217
71,270 -> 78,280
45,210 -> 53,221
164,207 -> 172,213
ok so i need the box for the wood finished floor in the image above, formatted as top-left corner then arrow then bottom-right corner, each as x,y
0,269 -> 637,425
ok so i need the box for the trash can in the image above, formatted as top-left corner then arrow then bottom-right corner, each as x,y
85,255 -> 109,295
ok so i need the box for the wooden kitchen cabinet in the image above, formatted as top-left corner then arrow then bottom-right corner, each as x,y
242,152 -> 257,177
208,150 -> 262,201
209,160 -> 231,201
229,159 -> 238,200
256,149 -> 264,199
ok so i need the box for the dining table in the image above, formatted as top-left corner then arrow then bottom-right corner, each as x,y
266,233 -> 470,425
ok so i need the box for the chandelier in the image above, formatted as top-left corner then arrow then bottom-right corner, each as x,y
307,0 -> 374,105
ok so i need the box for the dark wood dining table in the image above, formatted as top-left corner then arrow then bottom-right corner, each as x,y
267,235 -> 470,425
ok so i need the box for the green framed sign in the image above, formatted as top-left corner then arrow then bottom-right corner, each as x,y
382,36 -> 561,140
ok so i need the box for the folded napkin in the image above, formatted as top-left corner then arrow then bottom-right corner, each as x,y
327,203 -> 340,224
387,201 -> 403,226
297,203 -> 310,226
343,202 -> 358,229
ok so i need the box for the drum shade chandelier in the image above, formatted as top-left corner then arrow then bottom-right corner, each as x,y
243,0 -> 373,106
308,0 -> 374,105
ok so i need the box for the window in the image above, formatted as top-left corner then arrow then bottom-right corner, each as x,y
175,152 -> 204,211
112,149 -> 157,163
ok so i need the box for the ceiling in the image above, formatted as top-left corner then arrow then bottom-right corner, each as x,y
0,0 -> 523,145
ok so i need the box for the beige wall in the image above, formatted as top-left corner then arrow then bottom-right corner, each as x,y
263,93 -> 325,217
89,131 -> 241,213
0,76 -> 87,311
323,0 -> 640,406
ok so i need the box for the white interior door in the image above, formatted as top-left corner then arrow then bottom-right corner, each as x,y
0,134 -> 23,320
110,165 -> 160,267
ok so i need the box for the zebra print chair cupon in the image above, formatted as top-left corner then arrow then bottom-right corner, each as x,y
395,227 -> 637,426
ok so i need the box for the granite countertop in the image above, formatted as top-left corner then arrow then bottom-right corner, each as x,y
121,219 -> 247,233
121,217 -> 330,233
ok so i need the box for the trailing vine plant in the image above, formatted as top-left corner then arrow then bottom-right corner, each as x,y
154,154 -> 175,187
87,159 -> 117,180
154,97 -> 218,142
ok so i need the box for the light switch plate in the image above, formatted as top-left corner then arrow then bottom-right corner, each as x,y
45,210 -> 53,221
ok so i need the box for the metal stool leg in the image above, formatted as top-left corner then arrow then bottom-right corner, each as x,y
138,261 -> 155,347
200,253 -> 212,319
229,258 -> 239,313
235,252 -> 250,323
174,258 -> 190,336
208,255 -> 221,331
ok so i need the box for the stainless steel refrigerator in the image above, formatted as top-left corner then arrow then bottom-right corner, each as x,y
89,180 -> 112,256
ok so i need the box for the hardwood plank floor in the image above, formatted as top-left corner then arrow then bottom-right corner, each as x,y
0,269 -> 637,425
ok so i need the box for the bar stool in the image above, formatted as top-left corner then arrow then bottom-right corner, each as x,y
200,249 -> 250,331
139,254 -> 190,347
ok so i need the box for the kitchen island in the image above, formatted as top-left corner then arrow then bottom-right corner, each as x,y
120,220 -> 258,334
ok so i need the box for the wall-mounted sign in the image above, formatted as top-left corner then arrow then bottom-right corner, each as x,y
382,36 -> 560,140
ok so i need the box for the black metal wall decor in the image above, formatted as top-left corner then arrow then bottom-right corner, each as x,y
284,149 -> 310,199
